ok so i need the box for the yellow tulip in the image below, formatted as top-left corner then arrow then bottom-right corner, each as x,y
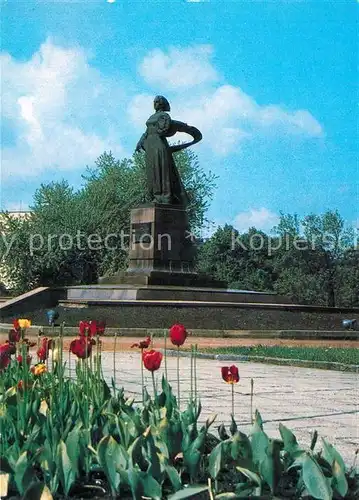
18,319 -> 31,329
32,364 -> 47,376
52,345 -> 60,363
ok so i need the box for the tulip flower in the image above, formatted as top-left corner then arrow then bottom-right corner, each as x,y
9,329 -> 21,343
70,337 -> 93,359
142,349 -> 163,372
95,321 -> 106,335
132,336 -> 152,401
221,365 -> 240,418
16,354 -> 32,365
0,356 -> 11,371
18,319 -> 31,329
169,323 -> 188,410
142,350 -> 163,408
169,323 -> 188,347
131,336 -> 151,349
17,380 -> 33,391
221,365 -> 240,384
0,342 -> 16,357
79,321 -> 91,337
37,337 -> 53,362
0,344 -> 13,370
31,363 -> 47,376
78,320 -> 106,338
13,319 -> 20,331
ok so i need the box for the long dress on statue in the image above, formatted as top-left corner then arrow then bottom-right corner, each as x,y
139,111 -> 188,206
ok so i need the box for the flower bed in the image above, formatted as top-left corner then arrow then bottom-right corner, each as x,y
0,320 -> 358,499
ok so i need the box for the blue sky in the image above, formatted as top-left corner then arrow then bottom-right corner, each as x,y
1,0 -> 358,233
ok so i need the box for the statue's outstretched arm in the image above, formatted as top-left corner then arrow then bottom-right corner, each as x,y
169,121 -> 202,153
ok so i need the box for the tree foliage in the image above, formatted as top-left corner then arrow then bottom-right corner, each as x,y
1,150 -> 357,309
0,150 -> 217,293
198,210 -> 358,307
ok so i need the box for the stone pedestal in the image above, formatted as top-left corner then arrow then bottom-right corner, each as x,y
100,203 -> 226,287
128,203 -> 195,273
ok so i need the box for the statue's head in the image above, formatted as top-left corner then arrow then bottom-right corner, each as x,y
154,95 -> 170,112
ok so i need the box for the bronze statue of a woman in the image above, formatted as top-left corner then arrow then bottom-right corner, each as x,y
135,96 -> 202,206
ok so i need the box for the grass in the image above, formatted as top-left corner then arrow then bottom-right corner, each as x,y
200,345 -> 359,366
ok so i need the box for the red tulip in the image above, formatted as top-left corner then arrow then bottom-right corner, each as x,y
9,329 -> 21,343
142,349 -> 163,372
79,321 -> 91,337
131,336 -> 151,349
13,319 -> 20,331
221,365 -> 240,384
0,354 -> 11,371
79,320 -> 106,338
37,337 -> 53,362
169,323 -> 188,347
0,342 -> 16,356
17,354 -> 32,365
70,337 -> 93,359
89,321 -> 98,337
0,342 -> 15,370
96,321 -> 106,335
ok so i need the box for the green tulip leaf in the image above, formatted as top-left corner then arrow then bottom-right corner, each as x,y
250,428 -> 269,466
167,485 -> 210,499
57,440 -> 76,496
229,414 -> 237,436
236,466 -> 261,486
302,453 -> 332,500
97,435 -> 122,495
208,441 -> 226,479
321,438 -> 346,471
279,423 -> 299,454
231,431 -> 252,461
139,471 -> 162,500
23,482 -> 53,500
145,429 -> 162,481
165,465 -> 182,492
65,426 -> 81,478
215,494 -> 240,499
332,459 -> 348,497
14,452 -> 34,495
218,424 -> 229,441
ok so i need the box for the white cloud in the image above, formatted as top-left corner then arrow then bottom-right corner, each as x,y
1,39 -> 125,178
233,208 -> 280,233
129,82 -> 323,155
2,40 -> 324,183
131,45 -> 323,156
139,45 -> 218,90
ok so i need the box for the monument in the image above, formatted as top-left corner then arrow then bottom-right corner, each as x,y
100,95 -> 225,287
3,95 -> 357,330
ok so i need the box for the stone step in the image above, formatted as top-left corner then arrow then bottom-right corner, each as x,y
66,284 -> 289,304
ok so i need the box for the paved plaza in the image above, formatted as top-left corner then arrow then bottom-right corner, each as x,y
94,352 -> 359,464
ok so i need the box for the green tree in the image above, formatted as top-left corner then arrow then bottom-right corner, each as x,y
197,225 -> 276,291
198,210 -> 358,307
302,210 -> 355,307
0,150 -> 216,293
272,210 -> 356,306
